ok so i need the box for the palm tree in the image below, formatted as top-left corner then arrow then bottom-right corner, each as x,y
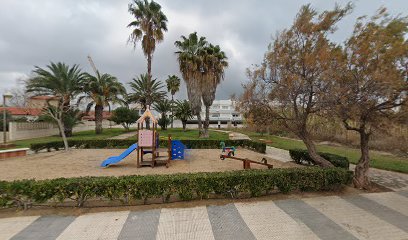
128,0 -> 168,81
128,73 -> 166,128
200,44 -> 228,137
165,75 -> 181,128
174,100 -> 193,131
175,32 -> 228,137
153,99 -> 172,130
174,32 -> 208,136
81,72 -> 126,134
26,62 -> 85,137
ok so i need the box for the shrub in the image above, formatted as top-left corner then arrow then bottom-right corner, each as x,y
289,149 -> 349,169
0,167 -> 352,208
30,139 -> 267,153
110,107 -> 139,131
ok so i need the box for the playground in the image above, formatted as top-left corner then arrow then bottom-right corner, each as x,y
0,148 -> 298,181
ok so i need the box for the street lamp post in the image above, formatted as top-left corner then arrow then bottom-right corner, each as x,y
2,92 -> 13,145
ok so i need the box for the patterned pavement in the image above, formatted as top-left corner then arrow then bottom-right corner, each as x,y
1,191 -> 407,240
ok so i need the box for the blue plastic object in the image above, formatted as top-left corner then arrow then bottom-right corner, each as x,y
101,143 -> 138,167
171,140 -> 186,160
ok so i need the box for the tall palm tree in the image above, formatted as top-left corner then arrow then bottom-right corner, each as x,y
165,75 -> 181,128
128,73 -> 166,129
81,72 -> 126,134
128,0 -> 168,81
26,62 -> 85,137
201,44 -> 228,137
174,100 -> 193,131
174,32 -> 208,136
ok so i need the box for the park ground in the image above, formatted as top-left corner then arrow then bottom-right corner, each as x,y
0,128 -> 407,239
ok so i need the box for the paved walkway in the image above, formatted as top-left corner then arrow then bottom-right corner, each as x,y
1,191 -> 407,240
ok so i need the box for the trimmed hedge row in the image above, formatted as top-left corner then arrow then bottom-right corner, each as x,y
30,139 -> 266,153
0,168 -> 352,208
289,149 -> 350,169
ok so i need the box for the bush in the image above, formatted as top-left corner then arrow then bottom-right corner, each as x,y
30,139 -> 267,153
289,149 -> 349,169
110,107 -> 139,131
0,167 -> 352,208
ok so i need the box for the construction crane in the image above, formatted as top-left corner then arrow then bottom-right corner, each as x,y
87,55 -> 98,75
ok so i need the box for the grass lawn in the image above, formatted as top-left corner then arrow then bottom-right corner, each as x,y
238,130 -> 408,174
7,128 -> 129,149
126,128 -> 229,140
6,128 -> 229,149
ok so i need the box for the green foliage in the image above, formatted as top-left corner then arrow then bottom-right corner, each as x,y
30,139 -> 266,153
110,107 -> 139,131
157,115 -> 171,130
174,100 -> 193,130
128,74 -> 166,109
0,168 -> 352,208
0,111 -> 12,131
289,149 -> 349,169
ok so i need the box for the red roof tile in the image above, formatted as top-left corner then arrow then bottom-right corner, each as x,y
0,107 -> 43,116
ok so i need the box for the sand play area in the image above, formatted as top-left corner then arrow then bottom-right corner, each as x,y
0,148 -> 298,181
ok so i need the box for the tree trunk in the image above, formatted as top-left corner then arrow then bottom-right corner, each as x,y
182,121 -> 187,131
201,106 -> 210,138
170,95 -> 174,129
62,97 -> 72,137
300,132 -> 333,167
197,114 -> 203,137
95,104 -> 103,134
147,53 -> 152,82
56,118 -> 69,151
353,131 -> 371,189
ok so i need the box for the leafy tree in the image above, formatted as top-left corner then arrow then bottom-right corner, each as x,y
128,0 -> 168,81
110,107 -> 139,131
331,9 -> 408,189
240,4 -> 351,167
153,99 -> 172,130
26,62 -> 85,137
175,32 -> 228,137
128,73 -> 166,129
165,75 -> 181,128
42,102 -> 71,150
80,72 -> 126,134
174,100 -> 193,131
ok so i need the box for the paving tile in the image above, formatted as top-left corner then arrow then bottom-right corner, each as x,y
361,192 -> 408,216
343,195 -> 408,232
156,206 -> 214,240
10,215 -> 75,240
0,216 -> 39,240
56,211 -> 129,240
118,209 -> 160,240
207,203 -> 256,240
235,201 -> 319,240
275,199 -> 358,240
305,196 -> 407,240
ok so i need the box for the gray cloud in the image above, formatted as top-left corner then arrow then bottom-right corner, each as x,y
1,0 -> 407,100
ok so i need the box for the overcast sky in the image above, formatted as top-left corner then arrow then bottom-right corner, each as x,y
0,0 -> 406,101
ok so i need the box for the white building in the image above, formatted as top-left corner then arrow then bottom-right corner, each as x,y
190,99 -> 242,124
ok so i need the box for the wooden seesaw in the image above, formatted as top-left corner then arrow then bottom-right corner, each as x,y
219,154 -> 273,170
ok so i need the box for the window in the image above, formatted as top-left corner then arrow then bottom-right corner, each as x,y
222,106 -> 229,110
212,113 -> 220,117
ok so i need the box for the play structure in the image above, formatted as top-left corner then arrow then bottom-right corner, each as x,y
101,108 -> 187,168
219,141 -> 273,169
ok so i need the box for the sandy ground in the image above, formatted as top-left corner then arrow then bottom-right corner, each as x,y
0,148 -> 298,181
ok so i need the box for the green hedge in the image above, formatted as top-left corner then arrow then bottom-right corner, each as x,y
0,168 -> 352,208
289,149 -> 350,169
30,139 -> 266,153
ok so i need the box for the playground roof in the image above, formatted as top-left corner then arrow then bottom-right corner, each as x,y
136,108 -> 158,124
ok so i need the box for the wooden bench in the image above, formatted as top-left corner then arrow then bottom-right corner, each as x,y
0,148 -> 30,159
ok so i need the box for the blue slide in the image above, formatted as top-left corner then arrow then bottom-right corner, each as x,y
101,143 -> 138,167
